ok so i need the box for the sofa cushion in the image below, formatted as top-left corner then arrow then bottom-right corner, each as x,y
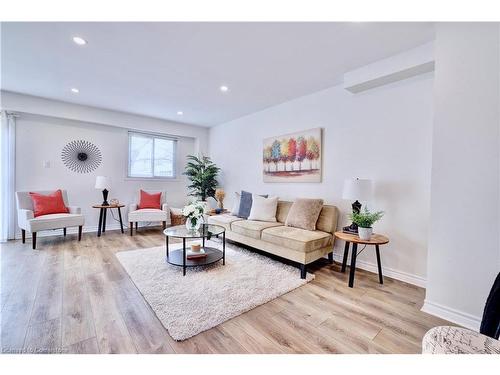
248,195 -> 278,222
276,201 -> 293,223
231,220 -> 283,240
238,191 -> 268,219
261,226 -> 332,253
28,213 -> 85,232
207,214 -> 243,231
128,208 -> 168,222
285,198 -> 324,231
316,205 -> 339,235
230,192 -> 241,215
237,191 -> 253,219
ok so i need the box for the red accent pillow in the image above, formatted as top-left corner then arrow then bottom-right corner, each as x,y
138,190 -> 162,209
29,190 -> 69,217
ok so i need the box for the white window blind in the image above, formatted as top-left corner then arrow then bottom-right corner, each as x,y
128,132 -> 177,179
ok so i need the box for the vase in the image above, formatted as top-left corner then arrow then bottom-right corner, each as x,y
217,200 -> 224,210
185,216 -> 202,232
358,227 -> 373,240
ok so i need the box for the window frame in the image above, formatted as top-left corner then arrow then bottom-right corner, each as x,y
127,131 -> 178,180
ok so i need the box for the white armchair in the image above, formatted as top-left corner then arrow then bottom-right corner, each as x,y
16,190 -> 85,249
128,191 -> 170,236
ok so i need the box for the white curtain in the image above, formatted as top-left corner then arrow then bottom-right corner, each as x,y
0,111 -> 16,241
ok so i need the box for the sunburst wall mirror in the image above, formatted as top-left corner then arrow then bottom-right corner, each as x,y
61,140 -> 102,173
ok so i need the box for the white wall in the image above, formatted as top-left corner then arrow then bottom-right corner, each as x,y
1,92 -> 210,236
423,23 -> 500,329
209,72 -> 434,286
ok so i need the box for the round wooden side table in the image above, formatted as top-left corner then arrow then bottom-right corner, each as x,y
92,204 -> 125,237
333,231 -> 389,288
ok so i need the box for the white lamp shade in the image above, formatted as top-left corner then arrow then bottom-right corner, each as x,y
95,176 -> 109,189
342,178 -> 373,201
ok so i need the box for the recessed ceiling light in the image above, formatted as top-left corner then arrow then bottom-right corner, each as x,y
72,36 -> 87,45
71,88 -> 79,93
177,111 -> 183,116
220,85 -> 229,92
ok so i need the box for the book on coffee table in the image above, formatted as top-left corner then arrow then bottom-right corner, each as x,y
186,248 -> 207,259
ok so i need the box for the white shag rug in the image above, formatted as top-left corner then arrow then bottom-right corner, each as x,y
116,239 -> 314,341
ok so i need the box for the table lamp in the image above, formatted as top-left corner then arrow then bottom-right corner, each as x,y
342,178 -> 373,234
95,176 -> 110,206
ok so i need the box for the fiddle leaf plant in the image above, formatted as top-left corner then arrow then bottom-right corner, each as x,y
183,155 -> 220,201
349,207 -> 384,228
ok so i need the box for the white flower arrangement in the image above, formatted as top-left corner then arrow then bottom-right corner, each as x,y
182,201 -> 206,231
182,201 -> 205,220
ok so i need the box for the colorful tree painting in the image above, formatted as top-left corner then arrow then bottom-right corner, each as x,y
263,128 -> 321,182
306,136 -> 320,169
263,146 -> 272,172
287,138 -> 297,170
271,140 -> 281,171
296,136 -> 307,170
280,138 -> 289,171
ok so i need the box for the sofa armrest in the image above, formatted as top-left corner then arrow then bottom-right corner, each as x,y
68,206 -> 81,214
18,209 -> 34,230
129,203 -> 138,212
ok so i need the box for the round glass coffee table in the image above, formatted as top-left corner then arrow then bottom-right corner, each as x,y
163,224 -> 226,276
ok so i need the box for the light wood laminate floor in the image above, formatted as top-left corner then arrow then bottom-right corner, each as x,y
0,227 -> 452,354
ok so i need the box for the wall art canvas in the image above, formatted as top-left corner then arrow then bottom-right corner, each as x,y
263,128 -> 322,182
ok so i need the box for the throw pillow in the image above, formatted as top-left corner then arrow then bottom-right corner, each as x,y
29,190 -> 69,217
230,191 -> 241,215
138,190 -> 162,209
237,190 -> 268,219
248,195 -> 279,222
285,198 -> 324,231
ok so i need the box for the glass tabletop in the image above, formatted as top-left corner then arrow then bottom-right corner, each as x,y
163,224 -> 225,238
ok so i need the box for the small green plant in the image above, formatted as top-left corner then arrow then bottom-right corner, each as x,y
349,207 -> 384,228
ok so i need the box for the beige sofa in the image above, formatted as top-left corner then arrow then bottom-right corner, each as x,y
207,200 -> 338,278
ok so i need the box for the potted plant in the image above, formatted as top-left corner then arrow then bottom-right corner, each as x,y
183,155 -> 220,211
349,207 -> 384,240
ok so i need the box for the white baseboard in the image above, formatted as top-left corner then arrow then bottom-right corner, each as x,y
14,222 -> 162,239
421,300 -> 481,331
331,253 -> 427,288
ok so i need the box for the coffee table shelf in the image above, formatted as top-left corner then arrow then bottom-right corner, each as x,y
166,247 -> 223,267
163,224 -> 226,276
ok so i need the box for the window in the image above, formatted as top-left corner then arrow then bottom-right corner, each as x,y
128,132 -> 177,178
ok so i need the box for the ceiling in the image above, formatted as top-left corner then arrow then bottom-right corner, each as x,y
1,22 -> 434,127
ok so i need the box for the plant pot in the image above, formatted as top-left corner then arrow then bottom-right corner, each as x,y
358,227 -> 373,240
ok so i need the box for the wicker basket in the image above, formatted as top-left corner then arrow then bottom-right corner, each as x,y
170,208 -> 186,226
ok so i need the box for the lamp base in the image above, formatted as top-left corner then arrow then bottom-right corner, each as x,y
343,200 -> 362,234
342,224 -> 359,234
101,188 -> 109,206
